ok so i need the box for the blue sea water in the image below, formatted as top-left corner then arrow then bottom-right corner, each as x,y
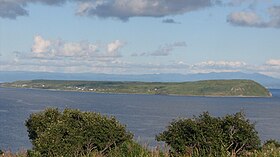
0,88 -> 280,151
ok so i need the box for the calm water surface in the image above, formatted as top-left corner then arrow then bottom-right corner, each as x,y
0,88 -> 280,151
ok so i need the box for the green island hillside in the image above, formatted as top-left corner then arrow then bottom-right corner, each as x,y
0,79 -> 271,97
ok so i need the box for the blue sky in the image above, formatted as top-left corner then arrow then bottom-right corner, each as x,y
0,0 -> 280,78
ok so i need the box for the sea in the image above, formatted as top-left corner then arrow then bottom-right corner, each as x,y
0,87 -> 280,151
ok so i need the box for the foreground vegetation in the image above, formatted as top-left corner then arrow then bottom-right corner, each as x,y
25,108 -> 132,156
0,79 -> 271,97
2,141 -> 280,157
1,108 -> 280,157
157,112 -> 260,156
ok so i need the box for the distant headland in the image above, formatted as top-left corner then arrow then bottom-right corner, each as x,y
0,79 -> 272,97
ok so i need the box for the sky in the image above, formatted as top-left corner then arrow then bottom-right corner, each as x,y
0,0 -> 280,78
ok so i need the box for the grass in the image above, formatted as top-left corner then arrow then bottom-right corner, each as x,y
0,79 -> 271,97
0,142 -> 169,157
1,142 -> 280,157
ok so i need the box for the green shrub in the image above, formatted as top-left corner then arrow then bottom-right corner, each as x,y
107,141 -> 151,157
263,139 -> 280,148
26,108 -> 133,157
156,112 -> 260,156
222,112 -> 260,155
0,149 -> 3,155
27,149 -> 41,157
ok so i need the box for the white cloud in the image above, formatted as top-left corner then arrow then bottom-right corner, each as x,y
227,5 -> 280,28
194,60 -> 247,67
189,60 -> 248,73
2,56 -> 280,78
201,61 -> 257,72
30,35 -> 123,59
266,59 -> 280,66
107,40 -> 124,56
32,35 -> 51,56
188,60 -> 280,78
227,11 -> 263,26
62,42 -> 83,57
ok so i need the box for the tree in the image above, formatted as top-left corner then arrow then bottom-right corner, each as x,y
156,112 -> 260,156
26,108 -> 133,157
221,112 -> 260,156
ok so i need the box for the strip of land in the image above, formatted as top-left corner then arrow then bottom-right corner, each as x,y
0,79 -> 271,97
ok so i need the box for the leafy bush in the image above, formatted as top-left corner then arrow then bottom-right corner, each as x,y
222,112 -> 260,155
26,108 -> 133,157
263,139 -> 280,148
156,112 -> 260,156
107,141 -> 151,157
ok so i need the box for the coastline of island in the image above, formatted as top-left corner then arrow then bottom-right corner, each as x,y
0,79 -> 271,97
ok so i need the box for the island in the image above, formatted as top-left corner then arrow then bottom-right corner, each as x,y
0,79 -> 272,97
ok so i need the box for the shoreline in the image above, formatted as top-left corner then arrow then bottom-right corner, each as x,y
0,86 -> 273,98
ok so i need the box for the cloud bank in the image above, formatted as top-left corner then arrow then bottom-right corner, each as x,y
266,59 -> 280,66
2,0 -> 279,30
31,35 -> 123,59
0,0 -> 218,20
2,56 -> 280,78
76,0 -> 217,21
1,35 -> 279,77
193,60 -> 247,68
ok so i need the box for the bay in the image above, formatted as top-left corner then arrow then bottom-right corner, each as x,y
0,88 -> 280,151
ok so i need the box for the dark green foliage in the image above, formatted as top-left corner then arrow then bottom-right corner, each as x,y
26,108 -> 133,157
27,149 -> 41,157
222,112 -> 260,155
26,108 -> 60,141
0,149 -> 3,155
156,112 -> 260,156
156,112 -> 225,156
